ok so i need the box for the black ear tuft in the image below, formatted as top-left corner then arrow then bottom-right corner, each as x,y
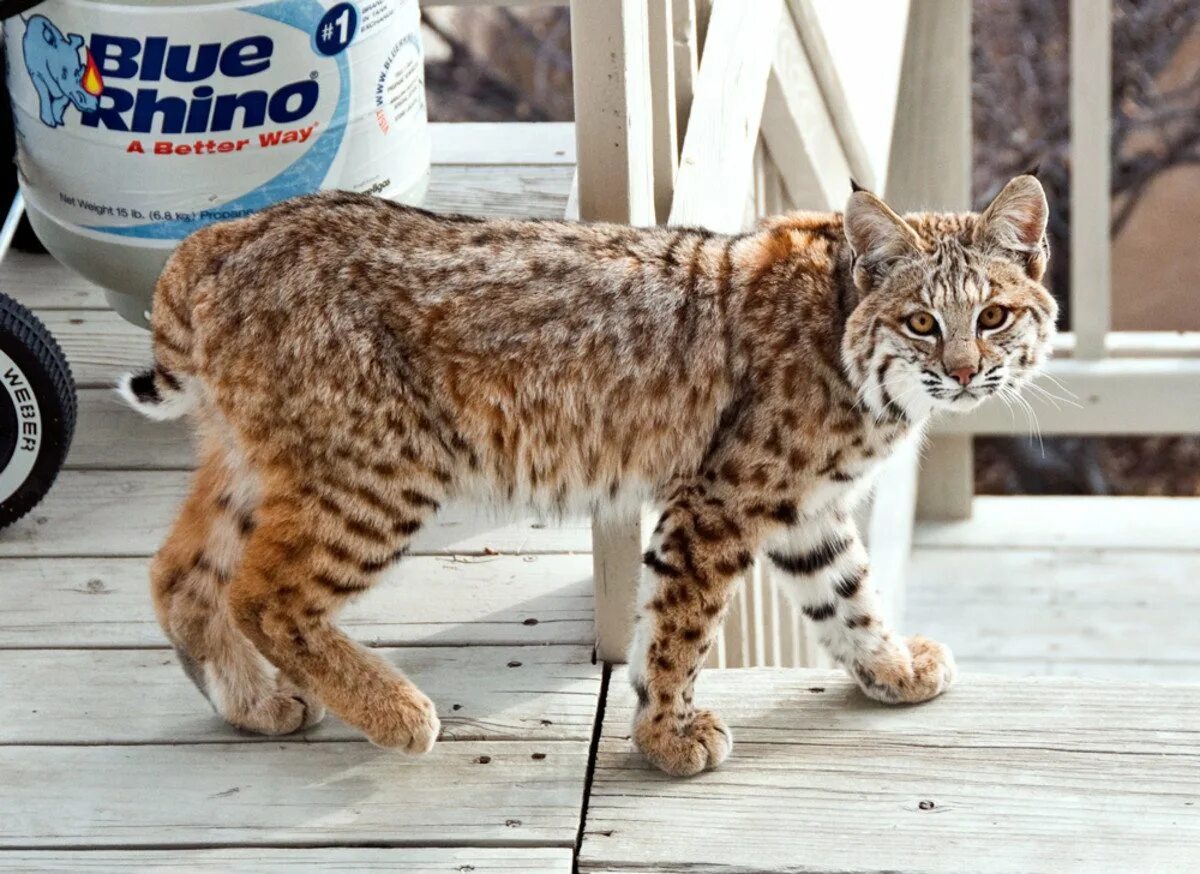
1020,163 -> 1041,179
849,178 -> 866,194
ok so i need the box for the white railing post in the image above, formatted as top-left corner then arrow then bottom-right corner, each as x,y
570,0 -> 658,663
672,0 -> 700,154
1070,0 -> 1112,360
569,0 -> 655,226
915,434 -> 974,521
591,514 -> 653,664
885,0 -> 974,521
669,0 -> 782,231
648,0 -> 679,223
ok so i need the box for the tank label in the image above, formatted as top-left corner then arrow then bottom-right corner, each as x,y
5,0 -> 428,244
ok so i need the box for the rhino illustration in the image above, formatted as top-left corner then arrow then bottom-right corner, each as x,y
22,14 -> 99,128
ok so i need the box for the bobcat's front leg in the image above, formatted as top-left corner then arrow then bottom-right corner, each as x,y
767,513 -> 955,703
627,485 -> 760,777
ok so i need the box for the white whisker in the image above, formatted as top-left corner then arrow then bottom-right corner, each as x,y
994,385 -> 1019,427
1037,371 -> 1079,401
1021,381 -> 1065,411
1008,387 -> 1044,456
1029,382 -> 1081,409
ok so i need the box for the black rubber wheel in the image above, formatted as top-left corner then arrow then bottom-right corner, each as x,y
0,291 -> 75,528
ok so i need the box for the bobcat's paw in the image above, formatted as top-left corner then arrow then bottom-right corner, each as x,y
852,635 -> 956,705
218,676 -> 326,736
362,684 -> 441,754
634,708 -> 732,777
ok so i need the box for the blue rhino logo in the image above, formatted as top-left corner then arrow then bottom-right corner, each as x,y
22,14 -> 100,128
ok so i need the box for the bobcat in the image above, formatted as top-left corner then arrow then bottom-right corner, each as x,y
120,175 -> 1055,776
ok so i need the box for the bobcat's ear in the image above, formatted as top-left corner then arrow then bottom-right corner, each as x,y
843,189 -> 922,292
974,174 -> 1049,280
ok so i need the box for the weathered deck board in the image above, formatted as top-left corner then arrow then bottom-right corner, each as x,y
580,668 -> 1200,873
1040,659 -> 1200,682
2,740 -> 590,849
907,547 -> 1200,676
37,309 -> 149,389
66,388 -> 193,469
956,658 -> 1200,684
0,471 -> 592,558
915,496 -> 1200,550
3,251 -> 108,311
430,121 -> 575,165
0,847 -> 573,873
597,669 -> 1200,755
428,164 -> 574,218
0,554 -> 593,648
0,645 -> 600,744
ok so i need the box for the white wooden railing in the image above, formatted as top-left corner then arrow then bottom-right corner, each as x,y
427,0 -> 975,666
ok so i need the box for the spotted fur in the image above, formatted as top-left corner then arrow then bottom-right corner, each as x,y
122,175 -> 1055,776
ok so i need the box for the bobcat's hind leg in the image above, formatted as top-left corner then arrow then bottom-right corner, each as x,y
151,437 -> 325,736
227,463 -> 449,753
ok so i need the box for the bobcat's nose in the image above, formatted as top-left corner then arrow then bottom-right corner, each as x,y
948,365 -> 978,386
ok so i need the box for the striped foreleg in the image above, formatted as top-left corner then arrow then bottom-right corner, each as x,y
766,515 -> 955,704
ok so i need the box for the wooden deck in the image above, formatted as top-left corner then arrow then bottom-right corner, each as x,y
582,668 -> 1200,873
2,123 -> 1198,872
910,496 -> 1200,683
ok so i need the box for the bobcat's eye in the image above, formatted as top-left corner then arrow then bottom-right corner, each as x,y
978,305 -> 1009,331
905,312 -> 938,337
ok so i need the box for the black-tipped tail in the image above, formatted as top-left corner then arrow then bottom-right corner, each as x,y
117,366 -> 196,421
128,369 -> 161,404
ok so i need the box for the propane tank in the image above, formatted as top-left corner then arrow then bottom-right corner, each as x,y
5,0 -> 429,327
